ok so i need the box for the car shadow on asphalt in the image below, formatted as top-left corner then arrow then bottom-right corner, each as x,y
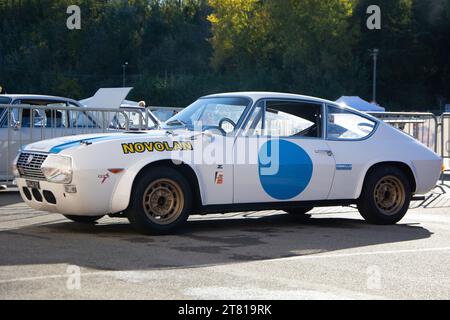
0,212 -> 433,271
0,192 -> 23,207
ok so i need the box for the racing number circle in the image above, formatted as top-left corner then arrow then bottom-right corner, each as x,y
258,140 -> 313,200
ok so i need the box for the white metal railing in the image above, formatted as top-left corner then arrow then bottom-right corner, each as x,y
0,106 -> 446,185
438,113 -> 450,181
0,104 -> 157,183
369,112 -> 449,185
369,112 -> 439,153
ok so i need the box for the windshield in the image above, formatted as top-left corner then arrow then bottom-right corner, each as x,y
0,97 -> 12,119
163,97 -> 250,133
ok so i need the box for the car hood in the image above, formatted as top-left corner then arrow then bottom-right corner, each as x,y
22,130 -> 196,154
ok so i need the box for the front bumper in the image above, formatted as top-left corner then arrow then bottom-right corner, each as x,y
16,173 -> 116,216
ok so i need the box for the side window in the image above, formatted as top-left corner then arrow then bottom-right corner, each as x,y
45,103 -> 68,128
327,106 -> 377,140
245,100 -> 323,138
21,109 -> 44,128
15,100 -> 43,128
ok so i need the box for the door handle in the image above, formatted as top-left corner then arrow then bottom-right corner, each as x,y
315,150 -> 333,157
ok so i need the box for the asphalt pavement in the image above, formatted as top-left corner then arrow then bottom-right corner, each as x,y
1,189 -> 450,300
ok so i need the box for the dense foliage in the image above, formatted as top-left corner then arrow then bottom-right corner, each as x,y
0,0 -> 449,110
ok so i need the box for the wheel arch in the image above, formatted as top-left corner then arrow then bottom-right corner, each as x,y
135,160 -> 202,210
110,159 -> 203,214
360,161 -> 417,196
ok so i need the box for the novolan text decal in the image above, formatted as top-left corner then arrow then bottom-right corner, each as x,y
121,141 -> 193,154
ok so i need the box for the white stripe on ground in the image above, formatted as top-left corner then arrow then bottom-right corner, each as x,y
1,246 -> 450,284
266,246 -> 450,263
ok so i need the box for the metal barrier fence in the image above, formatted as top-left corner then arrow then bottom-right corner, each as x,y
369,112 -> 450,183
369,112 -> 439,153
0,105 -> 447,184
439,113 -> 450,175
0,104 -> 157,183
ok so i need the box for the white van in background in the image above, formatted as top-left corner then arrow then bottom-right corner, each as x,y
0,91 -> 159,183
0,94 -> 100,182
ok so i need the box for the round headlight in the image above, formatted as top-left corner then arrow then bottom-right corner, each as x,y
41,155 -> 73,184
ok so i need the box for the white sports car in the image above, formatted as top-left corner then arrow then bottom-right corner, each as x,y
13,92 -> 442,234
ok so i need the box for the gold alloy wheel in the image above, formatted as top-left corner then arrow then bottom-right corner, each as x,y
373,175 -> 406,216
142,178 -> 184,225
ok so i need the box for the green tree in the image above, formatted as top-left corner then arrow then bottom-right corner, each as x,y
0,0 -> 449,109
208,0 -> 359,99
267,0 -> 358,98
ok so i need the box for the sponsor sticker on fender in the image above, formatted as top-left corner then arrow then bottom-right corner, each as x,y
98,173 -> 110,184
121,141 -> 193,155
215,171 -> 224,185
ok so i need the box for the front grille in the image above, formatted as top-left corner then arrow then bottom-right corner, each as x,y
17,153 -> 48,180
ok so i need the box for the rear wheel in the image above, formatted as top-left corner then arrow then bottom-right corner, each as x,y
358,166 -> 411,225
64,215 -> 104,224
126,167 -> 192,235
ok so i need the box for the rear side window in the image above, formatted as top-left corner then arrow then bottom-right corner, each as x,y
327,106 -> 377,140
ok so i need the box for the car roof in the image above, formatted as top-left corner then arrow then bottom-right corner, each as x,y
0,94 -> 81,106
201,91 -> 381,123
202,91 -> 337,105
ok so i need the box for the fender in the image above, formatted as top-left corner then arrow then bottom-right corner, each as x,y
352,159 -> 417,199
110,155 -> 204,213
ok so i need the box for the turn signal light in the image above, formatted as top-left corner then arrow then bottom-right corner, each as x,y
108,168 -> 125,174
64,185 -> 77,194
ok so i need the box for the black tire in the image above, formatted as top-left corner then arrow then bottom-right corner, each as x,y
285,207 -> 314,216
64,215 -> 104,224
357,166 -> 411,225
126,167 -> 192,235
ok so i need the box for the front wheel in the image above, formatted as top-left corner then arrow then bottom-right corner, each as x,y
357,166 -> 411,225
64,215 -> 104,224
126,167 -> 192,235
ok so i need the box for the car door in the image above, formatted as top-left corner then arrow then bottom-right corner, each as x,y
325,105 -> 379,200
191,98 -> 251,205
233,99 -> 336,204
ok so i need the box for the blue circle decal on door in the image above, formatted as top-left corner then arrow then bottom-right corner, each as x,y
258,140 -> 313,200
